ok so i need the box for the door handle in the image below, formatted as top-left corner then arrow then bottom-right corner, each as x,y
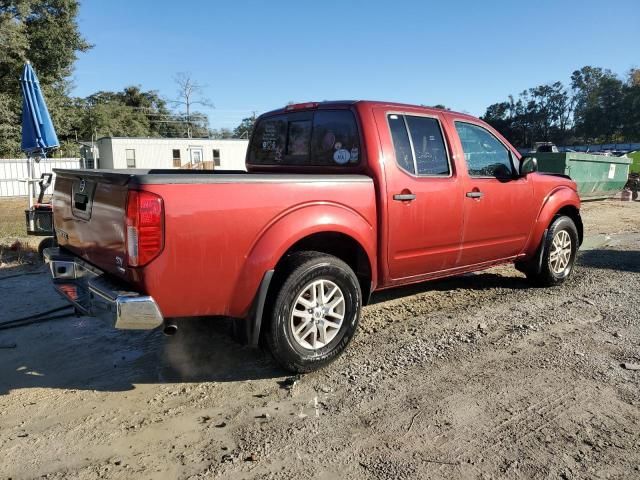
465,191 -> 483,199
393,193 -> 417,201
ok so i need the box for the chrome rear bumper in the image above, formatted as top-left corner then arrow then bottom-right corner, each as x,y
43,248 -> 163,330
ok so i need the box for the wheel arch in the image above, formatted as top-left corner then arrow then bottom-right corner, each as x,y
556,204 -> 583,246
524,186 -> 582,258
228,203 -> 377,319
274,231 -> 373,305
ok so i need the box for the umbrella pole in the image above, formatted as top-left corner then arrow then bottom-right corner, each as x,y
28,155 -> 35,231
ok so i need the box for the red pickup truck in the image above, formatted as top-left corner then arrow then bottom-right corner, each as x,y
46,101 -> 582,372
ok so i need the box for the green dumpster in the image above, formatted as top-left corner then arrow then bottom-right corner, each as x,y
628,151 -> 640,174
534,152 -> 632,200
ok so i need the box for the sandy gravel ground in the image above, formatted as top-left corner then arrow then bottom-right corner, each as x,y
0,200 -> 639,479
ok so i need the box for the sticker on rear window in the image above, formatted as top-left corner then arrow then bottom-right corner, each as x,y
333,149 -> 351,164
262,123 -> 279,150
350,147 -> 359,162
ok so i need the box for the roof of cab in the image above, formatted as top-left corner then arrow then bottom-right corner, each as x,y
259,100 -> 478,122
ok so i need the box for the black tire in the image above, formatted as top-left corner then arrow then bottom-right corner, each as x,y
265,251 -> 362,373
37,236 -> 57,259
523,215 -> 579,287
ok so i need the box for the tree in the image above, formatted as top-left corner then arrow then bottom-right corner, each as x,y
482,101 -> 516,142
210,127 -> 234,139
623,69 -> 640,140
56,85 -> 216,142
172,73 -> 213,138
233,115 -> 256,139
82,93 -> 151,138
112,86 -> 182,138
570,66 -> 624,142
481,66 -> 638,147
525,82 -> 574,143
0,0 -> 91,156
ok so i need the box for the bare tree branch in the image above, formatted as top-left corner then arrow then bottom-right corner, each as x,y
171,72 -> 214,138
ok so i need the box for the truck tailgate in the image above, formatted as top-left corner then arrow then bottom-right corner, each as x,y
52,169 -> 131,277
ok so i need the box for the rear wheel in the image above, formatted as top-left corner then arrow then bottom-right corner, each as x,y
265,251 -> 361,373
521,215 -> 578,287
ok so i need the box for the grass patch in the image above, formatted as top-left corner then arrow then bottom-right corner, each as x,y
0,239 -> 39,266
0,197 -> 29,239
0,197 -> 46,267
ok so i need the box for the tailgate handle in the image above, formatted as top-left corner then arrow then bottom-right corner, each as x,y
74,192 -> 88,210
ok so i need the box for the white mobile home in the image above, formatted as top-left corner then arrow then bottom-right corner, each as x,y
95,137 -> 249,170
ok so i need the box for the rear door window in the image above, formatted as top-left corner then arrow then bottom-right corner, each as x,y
388,114 -> 414,173
388,114 -> 450,176
406,116 -> 449,175
249,110 -> 360,166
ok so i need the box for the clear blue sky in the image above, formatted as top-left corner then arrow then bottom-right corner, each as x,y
72,0 -> 639,130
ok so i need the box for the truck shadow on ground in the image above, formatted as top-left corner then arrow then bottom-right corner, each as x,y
578,248 -> 640,273
0,267 -> 534,395
0,315 -> 286,395
369,247 -> 640,306
1,248 -> 632,395
0,311 -> 292,396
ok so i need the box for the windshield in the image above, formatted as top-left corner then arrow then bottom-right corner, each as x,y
248,109 -> 361,167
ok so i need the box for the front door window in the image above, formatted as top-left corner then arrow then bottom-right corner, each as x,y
455,122 -> 515,178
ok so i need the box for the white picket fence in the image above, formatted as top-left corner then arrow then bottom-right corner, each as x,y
0,158 -> 82,197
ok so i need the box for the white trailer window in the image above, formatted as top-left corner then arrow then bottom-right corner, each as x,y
125,149 -> 136,168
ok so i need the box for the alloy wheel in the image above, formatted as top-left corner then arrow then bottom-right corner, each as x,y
549,230 -> 572,274
290,279 -> 345,350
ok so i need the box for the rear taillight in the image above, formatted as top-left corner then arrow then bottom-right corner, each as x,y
125,190 -> 164,267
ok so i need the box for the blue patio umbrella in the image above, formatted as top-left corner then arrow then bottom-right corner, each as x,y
20,62 -> 59,156
20,62 -> 59,225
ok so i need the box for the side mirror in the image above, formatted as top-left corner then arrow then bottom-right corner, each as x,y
520,156 -> 538,176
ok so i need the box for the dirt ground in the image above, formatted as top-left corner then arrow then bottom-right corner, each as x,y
0,200 -> 639,480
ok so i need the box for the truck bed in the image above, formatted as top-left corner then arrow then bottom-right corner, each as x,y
52,168 -> 376,318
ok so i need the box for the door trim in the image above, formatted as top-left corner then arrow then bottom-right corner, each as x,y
378,254 -> 524,289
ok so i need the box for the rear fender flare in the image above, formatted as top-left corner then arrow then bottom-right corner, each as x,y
524,186 -> 580,258
228,203 -> 376,318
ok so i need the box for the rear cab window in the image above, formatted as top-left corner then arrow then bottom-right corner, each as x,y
249,110 -> 360,167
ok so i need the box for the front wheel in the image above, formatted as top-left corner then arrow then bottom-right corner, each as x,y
265,251 -> 362,373
523,215 -> 579,287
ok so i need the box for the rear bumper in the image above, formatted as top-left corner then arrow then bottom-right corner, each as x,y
43,248 -> 164,330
